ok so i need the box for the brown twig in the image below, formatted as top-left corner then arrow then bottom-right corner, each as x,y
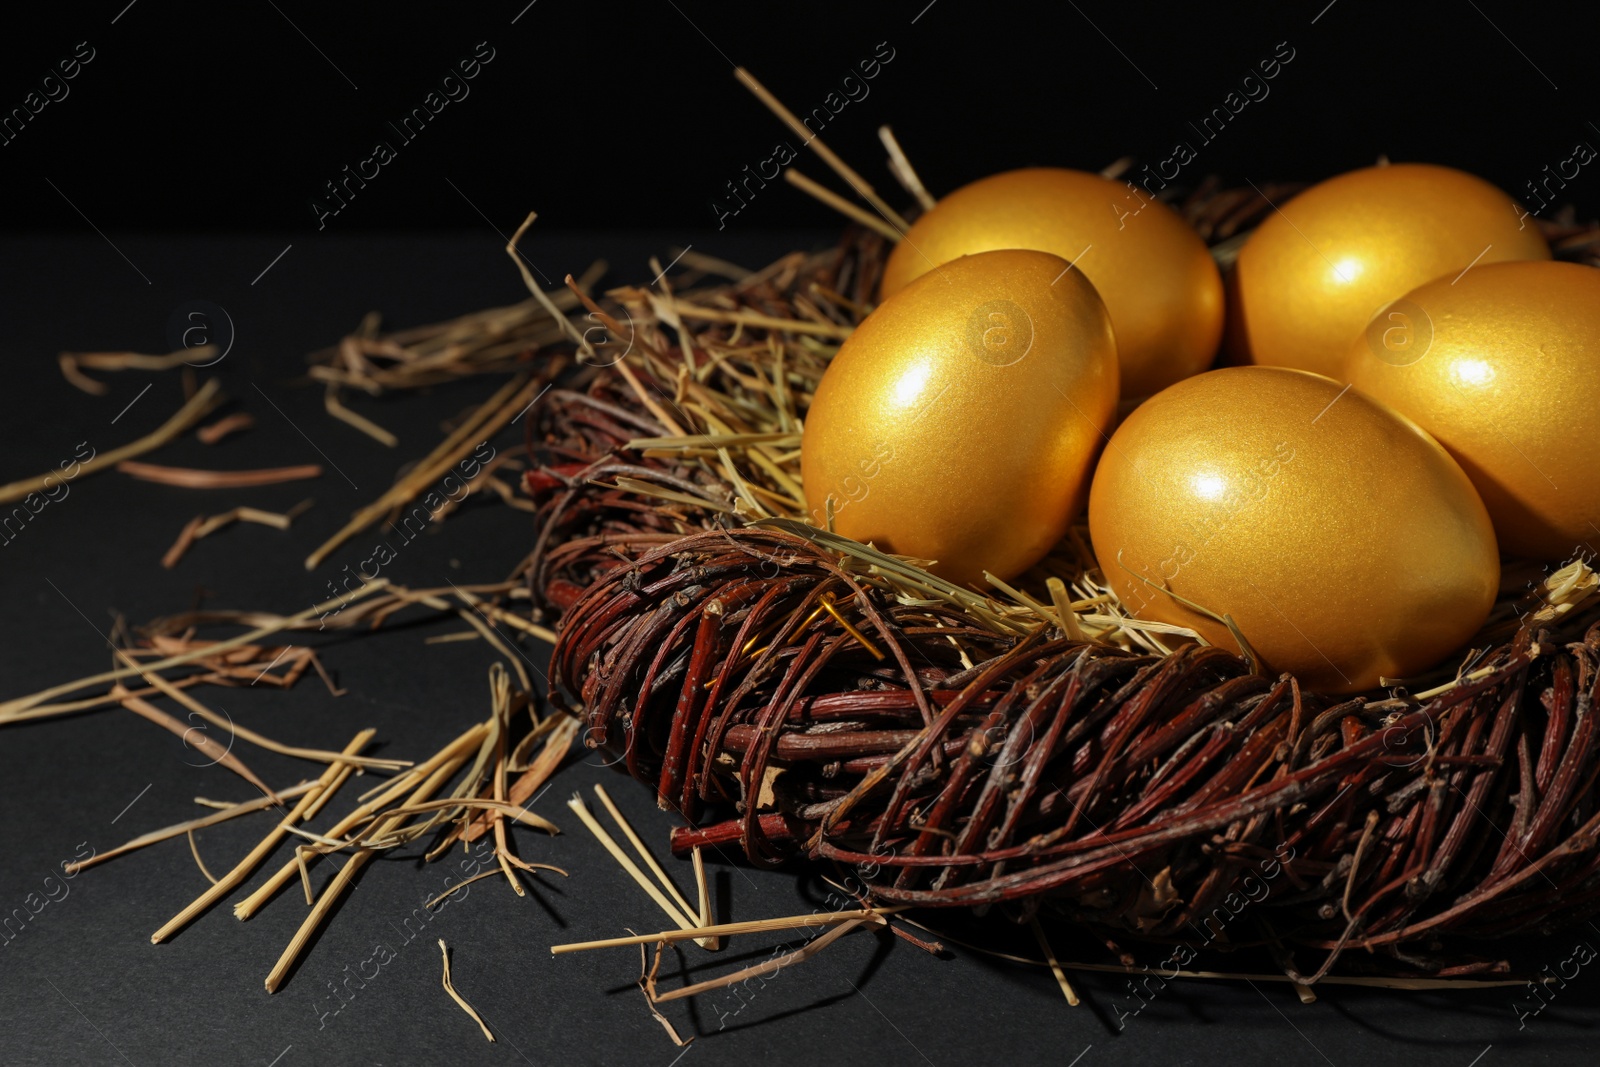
438,940 -> 495,1042
161,500 -> 313,568
58,346 -> 213,395
118,461 -> 322,489
67,781 -> 318,874
196,412 -> 255,445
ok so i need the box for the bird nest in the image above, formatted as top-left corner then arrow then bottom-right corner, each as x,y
522,189 -> 1600,983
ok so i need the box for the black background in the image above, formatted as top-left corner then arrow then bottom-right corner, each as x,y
3,2 -> 1600,1066
0,0 -> 1596,234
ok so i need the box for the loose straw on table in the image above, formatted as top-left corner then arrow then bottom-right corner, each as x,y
162,501 -> 313,569
196,412 -> 254,444
58,346 -> 212,395
67,782 -> 318,874
567,792 -> 710,945
0,579 -> 391,721
303,374 -> 535,569
551,907 -> 900,955
1030,916 -> 1080,1008
651,918 -> 867,1004
152,730 -> 373,944
118,461 -> 322,489
237,722 -> 488,923
0,378 -> 223,506
439,940 -> 495,1042
263,730 -> 481,992
113,684 -> 278,802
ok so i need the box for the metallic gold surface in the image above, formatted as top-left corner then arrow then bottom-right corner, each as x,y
879,168 -> 1222,398
1087,366 -> 1499,693
1228,163 -> 1550,377
803,248 -> 1118,588
1345,260 -> 1600,561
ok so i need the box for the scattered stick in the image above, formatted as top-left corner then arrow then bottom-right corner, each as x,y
448,585 -> 559,646
303,373 -> 535,569
638,944 -> 693,1046
339,798 -> 559,845
590,784 -> 711,948
153,730 -> 374,944
67,781 -> 318,874
568,793 -> 699,935
263,736 -> 472,992
118,461 -> 322,489
0,378 -> 223,506
425,870 -> 505,909
58,346 -> 212,395
0,579 -> 389,721
456,715 -> 575,845
424,631 -> 480,645
237,722 -> 487,922
196,412 -> 255,445
551,907 -> 899,955
294,846 -> 315,905
1029,917 -> 1080,1008
162,518 -> 205,570
5,673 -> 218,723
185,830 -> 220,885
820,876 -> 943,956
112,649 -> 404,772
162,500 -> 314,568
325,383 -> 397,447
438,940 -> 495,1042
674,247 -> 750,281
1046,576 -> 1086,643
1100,156 -> 1135,180
112,684 -> 279,802
651,918 -> 868,1004
489,703 -> 523,897
506,213 -> 594,359
692,847 -> 716,951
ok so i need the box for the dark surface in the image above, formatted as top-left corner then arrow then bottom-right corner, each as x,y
1,233 -> 1599,1067
0,1 -> 1597,234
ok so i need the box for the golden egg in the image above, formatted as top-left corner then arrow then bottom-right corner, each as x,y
1228,163 -> 1550,377
1087,366 -> 1498,692
803,248 -> 1118,587
1344,260 -> 1600,561
879,167 -> 1222,398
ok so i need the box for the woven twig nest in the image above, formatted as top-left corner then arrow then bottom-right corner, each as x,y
526,186 -> 1600,981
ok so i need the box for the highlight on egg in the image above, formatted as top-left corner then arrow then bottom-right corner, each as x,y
1087,366 -> 1499,693
1344,259 -> 1600,561
802,248 -> 1119,588
878,167 -> 1223,398
1227,162 -> 1551,377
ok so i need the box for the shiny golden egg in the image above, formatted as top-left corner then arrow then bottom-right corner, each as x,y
879,167 -> 1222,398
1344,260 -> 1600,561
803,248 -> 1119,587
1087,366 -> 1498,692
1228,163 -> 1550,377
